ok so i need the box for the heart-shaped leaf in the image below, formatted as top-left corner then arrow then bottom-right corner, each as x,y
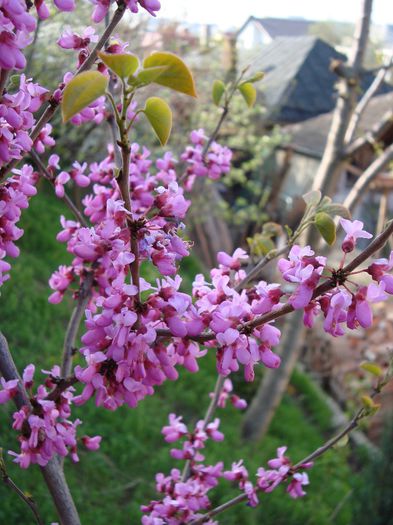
315,212 -> 336,245
143,97 -> 172,146
143,52 -> 197,97
238,82 -> 257,107
62,71 -> 108,123
212,80 -> 225,106
98,52 -> 139,79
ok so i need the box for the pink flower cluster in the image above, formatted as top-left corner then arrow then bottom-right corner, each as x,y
276,223 -> 393,336
0,0 -> 36,71
214,378 -> 247,410
193,249 -> 282,381
142,400 -> 312,523
0,164 -> 37,286
0,364 -> 101,469
256,447 -> 312,499
181,129 -> 232,190
90,0 -> 161,23
0,75 -> 53,168
142,412 -> 225,524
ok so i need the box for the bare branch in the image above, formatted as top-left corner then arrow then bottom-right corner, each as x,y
343,142 -> 393,213
344,110 -> 393,157
345,54 -> 393,144
61,272 -> 94,378
311,0 -> 373,196
181,375 -> 226,482
0,449 -> 44,525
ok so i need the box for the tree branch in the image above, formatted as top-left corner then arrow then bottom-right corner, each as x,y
0,332 -> 81,525
345,54 -> 393,145
181,375 -> 226,482
0,3 -> 126,183
61,272 -> 94,378
190,376 -> 390,525
0,450 -> 44,525
158,218 -> 393,343
30,150 -> 89,227
311,0 -> 373,196
343,142 -> 393,213
344,109 -> 393,157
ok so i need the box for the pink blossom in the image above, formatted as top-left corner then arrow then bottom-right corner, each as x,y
340,218 -> 372,253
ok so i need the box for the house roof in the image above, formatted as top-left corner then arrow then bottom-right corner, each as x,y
254,17 -> 315,38
237,16 -> 315,39
284,92 -> 393,158
245,36 -> 346,123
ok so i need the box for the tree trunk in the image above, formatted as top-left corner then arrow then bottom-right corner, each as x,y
311,0 -> 373,197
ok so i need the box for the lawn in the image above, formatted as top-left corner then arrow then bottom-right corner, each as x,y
0,184 -> 356,524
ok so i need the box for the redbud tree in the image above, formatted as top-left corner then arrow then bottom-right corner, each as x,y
0,1 -> 392,524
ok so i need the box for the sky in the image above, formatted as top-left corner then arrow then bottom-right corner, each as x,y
159,0 -> 393,29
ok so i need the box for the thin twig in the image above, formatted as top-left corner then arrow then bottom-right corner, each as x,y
181,375 -> 226,482
235,245 -> 289,292
190,377 -> 389,525
0,450 -> 44,525
345,54 -> 393,144
61,272 -> 94,378
30,150 -> 89,227
343,142 -> 393,213
0,69 -> 10,99
157,219 -> 393,342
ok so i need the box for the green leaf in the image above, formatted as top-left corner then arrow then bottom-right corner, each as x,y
360,362 -> 383,377
238,82 -> 257,107
98,52 -> 139,79
143,52 -> 197,97
244,71 -> 265,83
135,66 -> 168,85
315,212 -> 336,245
303,190 -> 321,206
143,97 -> 172,146
284,224 -> 293,238
321,203 -> 351,219
61,71 -> 108,123
361,395 -> 380,415
212,80 -> 225,106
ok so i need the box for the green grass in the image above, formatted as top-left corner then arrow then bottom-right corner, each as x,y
0,187 -> 356,524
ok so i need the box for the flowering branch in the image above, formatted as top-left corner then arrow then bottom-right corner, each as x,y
0,332 -> 81,525
189,373 -> 391,525
0,3 -> 127,183
0,449 -> 44,525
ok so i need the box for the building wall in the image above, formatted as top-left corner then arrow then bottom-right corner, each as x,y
237,22 -> 272,50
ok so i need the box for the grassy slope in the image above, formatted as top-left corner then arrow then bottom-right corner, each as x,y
0,187 -> 355,524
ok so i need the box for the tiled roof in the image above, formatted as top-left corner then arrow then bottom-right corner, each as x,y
253,17 -> 315,38
245,36 -> 345,123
